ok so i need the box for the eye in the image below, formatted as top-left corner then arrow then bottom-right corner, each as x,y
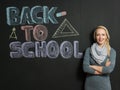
96,33 -> 100,36
102,34 -> 105,36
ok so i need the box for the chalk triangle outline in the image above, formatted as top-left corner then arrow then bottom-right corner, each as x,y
52,18 -> 79,38
9,27 -> 17,40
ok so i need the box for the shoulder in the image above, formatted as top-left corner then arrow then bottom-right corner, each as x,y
85,47 -> 91,53
111,48 -> 116,53
85,47 -> 90,51
110,48 -> 116,55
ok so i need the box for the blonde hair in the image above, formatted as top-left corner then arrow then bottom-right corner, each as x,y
94,25 -> 111,56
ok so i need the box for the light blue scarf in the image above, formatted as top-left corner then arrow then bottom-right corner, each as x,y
91,43 -> 107,64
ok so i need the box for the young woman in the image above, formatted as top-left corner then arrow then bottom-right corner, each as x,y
83,25 -> 116,90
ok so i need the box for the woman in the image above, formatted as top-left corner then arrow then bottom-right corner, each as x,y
83,25 -> 116,90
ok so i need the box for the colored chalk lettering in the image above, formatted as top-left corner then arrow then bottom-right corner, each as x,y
6,6 -> 58,25
9,40 -> 83,59
21,25 -> 48,41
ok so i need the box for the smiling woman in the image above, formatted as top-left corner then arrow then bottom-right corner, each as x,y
83,25 -> 116,90
93,26 -> 111,56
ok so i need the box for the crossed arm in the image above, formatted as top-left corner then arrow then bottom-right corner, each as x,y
89,60 -> 111,74
83,48 -> 116,75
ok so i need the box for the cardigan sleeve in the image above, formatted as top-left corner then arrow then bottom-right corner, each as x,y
83,48 -> 95,74
102,48 -> 116,74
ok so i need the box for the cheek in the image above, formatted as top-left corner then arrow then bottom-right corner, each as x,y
96,36 -> 100,40
96,36 -> 107,42
96,37 -> 99,41
103,36 -> 107,40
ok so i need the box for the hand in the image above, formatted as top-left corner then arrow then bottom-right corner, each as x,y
95,71 -> 101,75
89,65 -> 103,73
105,60 -> 111,67
89,65 -> 98,69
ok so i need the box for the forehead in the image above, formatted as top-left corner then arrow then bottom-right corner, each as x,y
96,28 -> 106,34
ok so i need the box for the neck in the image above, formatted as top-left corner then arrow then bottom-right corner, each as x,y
97,43 -> 105,48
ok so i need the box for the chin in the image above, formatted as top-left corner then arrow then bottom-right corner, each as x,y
98,42 -> 105,45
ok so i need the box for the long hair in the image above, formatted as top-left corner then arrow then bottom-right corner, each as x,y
93,25 -> 111,56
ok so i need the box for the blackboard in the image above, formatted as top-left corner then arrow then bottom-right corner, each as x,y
1,0 -> 120,90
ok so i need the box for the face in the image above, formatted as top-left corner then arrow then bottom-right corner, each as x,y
95,28 -> 107,46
